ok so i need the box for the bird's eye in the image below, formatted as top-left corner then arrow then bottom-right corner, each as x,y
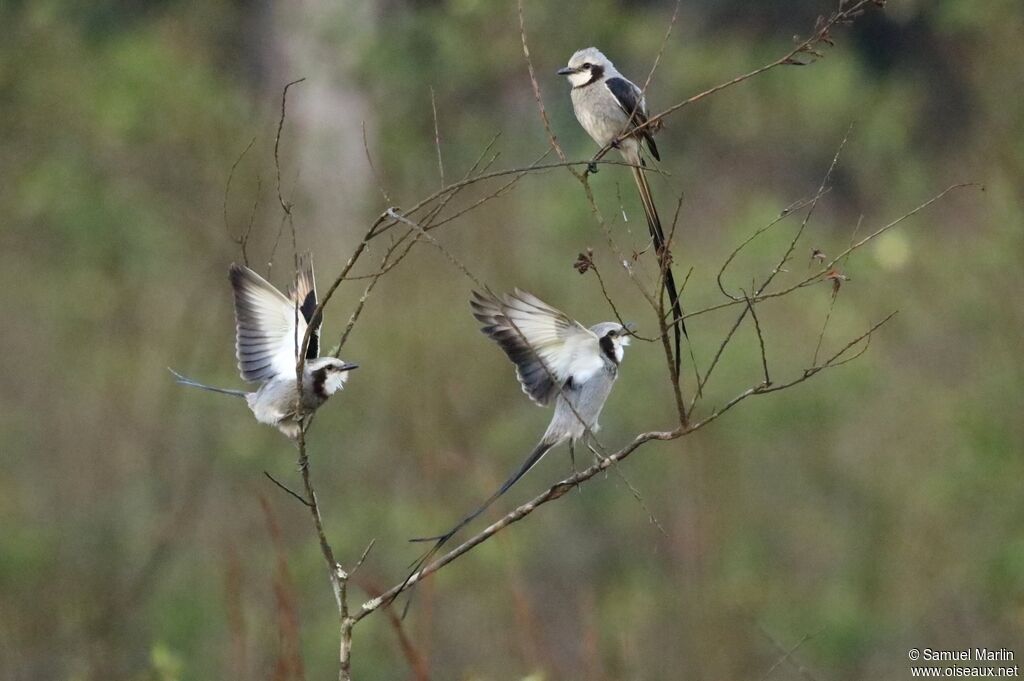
582,62 -> 592,69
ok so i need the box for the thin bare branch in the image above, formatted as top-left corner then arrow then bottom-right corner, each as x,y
362,120 -> 392,204
757,626 -> 821,681
590,0 -> 882,166
264,470 -> 313,508
638,0 -> 682,97
357,429 -> 680,620
691,130 -> 849,407
744,291 -> 771,387
293,427 -> 355,681
274,78 -> 306,216
517,0 -> 569,164
812,286 -> 840,366
574,176 -> 687,423
331,234 -> 415,356
760,126 -> 851,296
351,540 -> 376,578
581,254 -> 656,341
687,311 -> 896,434
682,183 -> 981,324
717,196 -> 816,301
223,135 -> 258,264
430,87 -> 445,188
693,299 -> 750,405
386,208 -> 484,288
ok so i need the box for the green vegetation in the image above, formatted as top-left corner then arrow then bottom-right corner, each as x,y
1,1 -> 1020,679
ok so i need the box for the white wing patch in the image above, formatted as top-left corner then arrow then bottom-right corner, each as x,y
231,264 -> 308,383
472,289 -> 603,405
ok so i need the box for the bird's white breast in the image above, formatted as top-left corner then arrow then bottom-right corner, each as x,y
571,84 -> 629,148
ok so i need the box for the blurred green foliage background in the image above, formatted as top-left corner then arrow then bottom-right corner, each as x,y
1,0 -> 1021,679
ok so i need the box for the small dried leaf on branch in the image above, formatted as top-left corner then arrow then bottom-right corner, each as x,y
574,249 -> 595,274
825,268 -> 850,297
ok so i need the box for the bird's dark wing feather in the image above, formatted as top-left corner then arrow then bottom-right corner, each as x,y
288,253 -> 321,359
470,289 -> 602,406
605,76 -> 660,161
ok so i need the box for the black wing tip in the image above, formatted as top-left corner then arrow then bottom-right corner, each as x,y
524,385 -> 552,406
470,287 -> 560,405
228,262 -> 248,280
646,134 -> 661,161
470,296 -> 493,314
228,263 -> 261,295
228,265 -> 242,289
470,287 -> 500,307
470,288 -> 504,323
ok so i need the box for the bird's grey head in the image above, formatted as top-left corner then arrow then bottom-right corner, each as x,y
307,357 -> 358,397
557,47 -> 614,88
589,321 -> 634,365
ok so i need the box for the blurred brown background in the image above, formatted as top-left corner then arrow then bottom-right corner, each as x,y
1,0 -> 1021,679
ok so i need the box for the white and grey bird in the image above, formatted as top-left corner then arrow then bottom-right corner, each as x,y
558,47 -> 685,372
170,255 -> 357,439
411,288 -> 633,551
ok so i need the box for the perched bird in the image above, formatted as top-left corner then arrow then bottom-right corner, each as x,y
170,255 -> 357,439
411,289 -> 633,552
558,47 -> 685,373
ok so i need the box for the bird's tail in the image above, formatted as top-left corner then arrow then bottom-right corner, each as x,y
411,439 -> 555,545
388,439 -> 557,613
627,151 -> 685,375
168,368 -> 247,398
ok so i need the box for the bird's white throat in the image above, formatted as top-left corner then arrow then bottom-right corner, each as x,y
567,70 -> 594,88
323,371 -> 349,396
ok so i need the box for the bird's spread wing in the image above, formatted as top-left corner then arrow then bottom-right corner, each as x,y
604,76 -> 660,161
471,289 -> 603,406
287,253 -> 321,360
230,263 -> 309,383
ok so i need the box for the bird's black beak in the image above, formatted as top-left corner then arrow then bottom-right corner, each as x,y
557,66 -> 577,76
339,362 -> 359,372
